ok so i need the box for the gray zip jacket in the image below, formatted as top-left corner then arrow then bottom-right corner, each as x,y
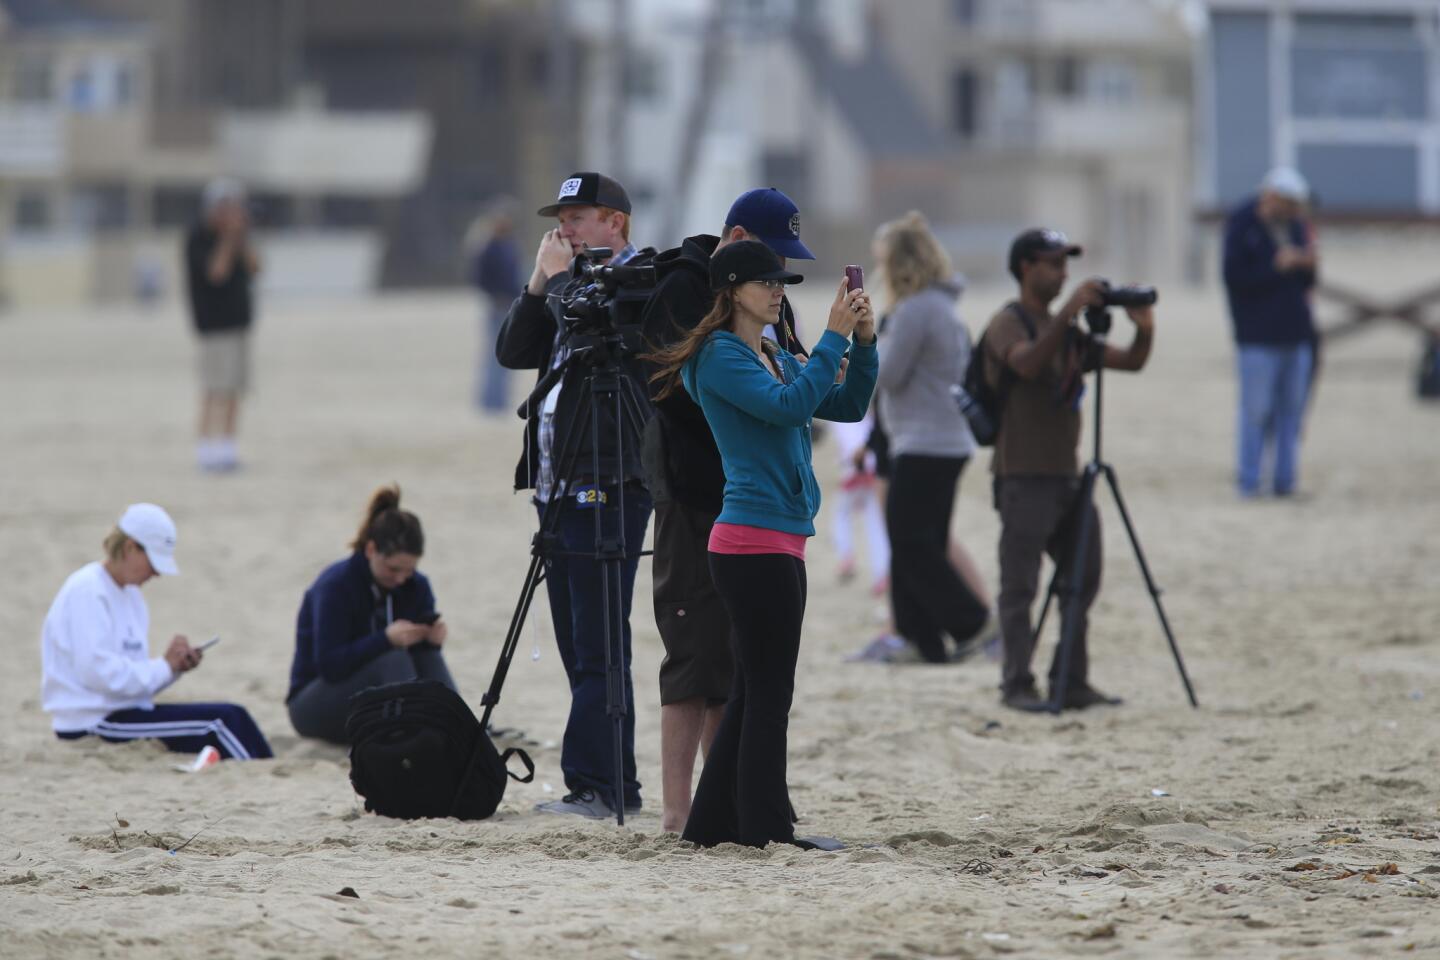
876,281 -> 977,459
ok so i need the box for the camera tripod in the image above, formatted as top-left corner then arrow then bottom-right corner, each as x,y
479,321 -> 652,825
1029,308 -> 1199,714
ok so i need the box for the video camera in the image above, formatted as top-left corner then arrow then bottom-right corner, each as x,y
1085,281 -> 1157,336
562,247 -> 656,334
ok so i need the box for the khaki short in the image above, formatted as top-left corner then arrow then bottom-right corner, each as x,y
198,330 -> 250,393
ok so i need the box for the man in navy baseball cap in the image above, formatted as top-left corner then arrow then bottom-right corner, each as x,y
636,187 -> 815,832
723,188 -> 815,261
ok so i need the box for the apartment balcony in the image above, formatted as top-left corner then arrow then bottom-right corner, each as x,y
0,105 -> 64,175
972,0 -> 1189,51
219,109 -> 432,195
987,98 -> 1188,155
66,113 -> 147,177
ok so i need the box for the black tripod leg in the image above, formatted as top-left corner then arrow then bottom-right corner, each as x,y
588,376 -> 630,827
480,552 -> 547,731
1099,465 -> 1199,708
481,391 -> 592,731
1048,466 -> 1100,714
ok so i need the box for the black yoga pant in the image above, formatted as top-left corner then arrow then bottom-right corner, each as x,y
287,645 -> 457,745
682,551 -> 806,848
886,453 -> 989,663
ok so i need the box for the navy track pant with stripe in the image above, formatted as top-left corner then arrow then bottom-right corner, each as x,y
57,703 -> 274,760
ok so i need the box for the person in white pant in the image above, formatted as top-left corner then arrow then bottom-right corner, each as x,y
41,503 -> 272,760
828,414 -> 890,596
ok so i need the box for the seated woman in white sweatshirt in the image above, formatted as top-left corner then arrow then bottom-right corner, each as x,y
40,503 -> 272,760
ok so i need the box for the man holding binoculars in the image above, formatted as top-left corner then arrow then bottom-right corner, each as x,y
983,229 -> 1156,712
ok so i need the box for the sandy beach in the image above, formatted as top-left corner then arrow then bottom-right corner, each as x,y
2,263 -> 1437,959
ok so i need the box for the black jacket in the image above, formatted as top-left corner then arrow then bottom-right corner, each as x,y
185,225 -> 253,334
638,234 -> 805,514
496,256 -> 656,493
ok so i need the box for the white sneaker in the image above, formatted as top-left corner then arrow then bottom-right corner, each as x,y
535,789 -> 612,819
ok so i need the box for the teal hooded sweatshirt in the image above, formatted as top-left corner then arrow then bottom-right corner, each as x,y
681,328 -> 878,536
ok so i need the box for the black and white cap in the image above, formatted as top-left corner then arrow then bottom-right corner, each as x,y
537,172 -> 632,217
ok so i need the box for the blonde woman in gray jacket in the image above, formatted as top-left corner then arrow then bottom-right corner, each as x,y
872,212 -> 991,664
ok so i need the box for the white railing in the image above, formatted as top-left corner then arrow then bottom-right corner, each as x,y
0,105 -> 65,175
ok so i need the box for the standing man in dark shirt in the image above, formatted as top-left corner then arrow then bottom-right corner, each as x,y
185,178 -> 259,473
983,229 -> 1155,712
1222,167 -> 1318,498
638,187 -> 811,833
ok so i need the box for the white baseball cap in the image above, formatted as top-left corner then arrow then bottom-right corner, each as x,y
118,503 -> 180,576
1261,166 -> 1310,202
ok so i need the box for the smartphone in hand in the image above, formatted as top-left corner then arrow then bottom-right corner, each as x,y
415,612 -> 442,626
844,265 -> 864,292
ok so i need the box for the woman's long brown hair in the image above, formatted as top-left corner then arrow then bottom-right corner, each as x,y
643,291 -> 740,401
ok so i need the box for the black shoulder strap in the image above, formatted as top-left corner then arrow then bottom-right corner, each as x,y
1005,301 -> 1039,340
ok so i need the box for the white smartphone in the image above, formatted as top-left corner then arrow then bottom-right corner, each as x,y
197,635 -> 221,652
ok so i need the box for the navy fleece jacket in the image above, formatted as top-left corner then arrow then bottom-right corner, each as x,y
1222,197 -> 1316,346
681,328 -> 877,536
287,551 -> 437,700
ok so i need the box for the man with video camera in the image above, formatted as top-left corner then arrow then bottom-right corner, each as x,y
496,171 -> 656,819
983,229 -> 1154,712
638,187 -> 812,833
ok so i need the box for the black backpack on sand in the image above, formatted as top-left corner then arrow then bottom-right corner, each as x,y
954,302 -> 1037,446
346,680 -> 534,821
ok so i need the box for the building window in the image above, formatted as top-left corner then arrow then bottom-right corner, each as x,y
1056,56 -> 1081,99
15,191 -> 51,230
475,47 -> 507,96
625,52 -> 662,102
71,184 -> 131,231
153,188 -> 201,228
321,195 -> 381,228
528,49 -> 550,87
952,0 -> 979,25
1085,60 -> 1138,104
14,58 -> 53,103
952,68 -> 979,138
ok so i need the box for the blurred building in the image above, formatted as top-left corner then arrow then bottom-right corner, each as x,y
573,0 -> 1193,282
882,0 -> 1194,282
1199,0 -> 1440,217
0,0 -> 568,307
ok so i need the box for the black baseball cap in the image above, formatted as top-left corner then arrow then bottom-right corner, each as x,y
537,172 -> 632,217
710,240 -> 805,291
1008,228 -> 1083,279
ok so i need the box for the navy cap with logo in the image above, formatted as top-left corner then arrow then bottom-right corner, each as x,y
724,188 -> 815,261
1008,228 -> 1083,280
537,172 -> 632,217
709,240 -> 806,291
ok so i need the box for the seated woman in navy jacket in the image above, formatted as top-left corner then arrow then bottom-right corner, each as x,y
286,485 -> 458,743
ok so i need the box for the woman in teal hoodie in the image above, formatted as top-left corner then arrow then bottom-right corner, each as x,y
647,240 -> 877,848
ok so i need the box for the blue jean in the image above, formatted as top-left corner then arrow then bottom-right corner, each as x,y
537,487 -> 652,809
477,294 -> 511,413
1237,343 -> 1313,496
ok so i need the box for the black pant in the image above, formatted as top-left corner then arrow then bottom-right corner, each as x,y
886,454 -> 989,663
288,646 -> 457,745
682,552 -> 806,848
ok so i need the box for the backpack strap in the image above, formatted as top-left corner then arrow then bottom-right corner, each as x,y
501,747 -> 535,783
1005,301 -> 1039,340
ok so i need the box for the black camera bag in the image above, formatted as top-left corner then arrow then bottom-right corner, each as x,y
958,302 -> 1037,446
345,680 -> 534,820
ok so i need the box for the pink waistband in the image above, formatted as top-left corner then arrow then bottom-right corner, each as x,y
708,522 -> 807,560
